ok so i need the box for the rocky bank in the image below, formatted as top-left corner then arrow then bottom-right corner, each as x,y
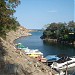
0,26 -> 53,75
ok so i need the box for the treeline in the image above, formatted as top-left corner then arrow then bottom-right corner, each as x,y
41,21 -> 75,43
0,0 -> 20,38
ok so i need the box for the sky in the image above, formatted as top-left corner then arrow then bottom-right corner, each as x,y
14,0 -> 74,29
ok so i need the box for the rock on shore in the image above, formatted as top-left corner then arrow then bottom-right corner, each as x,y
6,26 -> 32,43
0,26 -> 52,75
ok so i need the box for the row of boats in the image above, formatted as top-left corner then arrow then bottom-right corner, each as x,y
16,43 -> 75,75
46,55 -> 75,71
16,43 -> 46,62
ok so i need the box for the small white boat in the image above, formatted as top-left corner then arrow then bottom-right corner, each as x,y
51,56 -> 75,70
26,49 -> 43,58
26,50 -> 43,55
16,43 -> 43,58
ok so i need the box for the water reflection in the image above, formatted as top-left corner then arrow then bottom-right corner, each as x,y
43,40 -> 75,57
15,31 -> 75,74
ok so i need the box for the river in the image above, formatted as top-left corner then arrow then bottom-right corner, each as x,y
15,31 -> 75,57
15,31 -> 75,74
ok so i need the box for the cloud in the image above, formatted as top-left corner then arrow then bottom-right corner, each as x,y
48,10 -> 57,13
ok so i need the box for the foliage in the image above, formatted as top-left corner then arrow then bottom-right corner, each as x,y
0,0 -> 20,38
42,21 -> 75,41
68,21 -> 75,28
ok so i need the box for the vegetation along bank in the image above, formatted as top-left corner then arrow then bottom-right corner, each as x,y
41,21 -> 75,45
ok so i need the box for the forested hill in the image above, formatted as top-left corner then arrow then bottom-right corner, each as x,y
41,21 -> 75,44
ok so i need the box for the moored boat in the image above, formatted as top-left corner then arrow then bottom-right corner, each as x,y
45,55 -> 60,66
26,50 -> 43,58
16,43 -> 43,58
45,55 -> 60,62
51,56 -> 75,70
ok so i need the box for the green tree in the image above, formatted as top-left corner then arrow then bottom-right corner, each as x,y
42,21 -> 75,40
68,21 -> 75,28
0,0 -> 20,38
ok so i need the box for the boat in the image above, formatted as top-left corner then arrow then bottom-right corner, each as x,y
26,49 -> 43,58
40,58 -> 47,62
16,43 -> 39,52
51,56 -> 75,70
46,55 -> 60,62
16,43 -> 43,58
16,43 -> 27,50
45,55 -> 60,66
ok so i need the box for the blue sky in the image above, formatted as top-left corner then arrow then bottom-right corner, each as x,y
14,0 -> 74,29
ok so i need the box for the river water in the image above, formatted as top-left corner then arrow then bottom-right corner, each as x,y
15,31 -> 75,75
15,31 -> 75,57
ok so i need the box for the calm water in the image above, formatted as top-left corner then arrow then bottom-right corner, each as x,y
15,31 -> 75,74
15,31 -> 75,57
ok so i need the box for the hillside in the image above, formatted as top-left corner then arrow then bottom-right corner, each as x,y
0,26 -> 52,75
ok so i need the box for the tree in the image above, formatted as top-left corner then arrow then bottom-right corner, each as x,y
68,21 -> 75,28
41,21 -> 75,40
0,0 -> 20,38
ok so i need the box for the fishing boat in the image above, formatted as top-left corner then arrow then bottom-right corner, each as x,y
51,56 -> 75,70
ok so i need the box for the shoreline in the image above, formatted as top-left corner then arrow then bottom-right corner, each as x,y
0,26 -> 58,75
6,26 -> 32,44
13,34 -> 32,44
43,38 -> 75,46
